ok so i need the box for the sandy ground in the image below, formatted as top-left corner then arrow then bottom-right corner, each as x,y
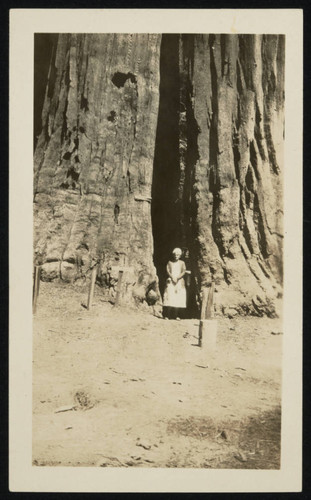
33,281 -> 282,469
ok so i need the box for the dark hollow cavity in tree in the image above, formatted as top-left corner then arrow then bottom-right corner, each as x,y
111,72 -> 137,88
151,34 -> 199,318
152,35 -> 180,300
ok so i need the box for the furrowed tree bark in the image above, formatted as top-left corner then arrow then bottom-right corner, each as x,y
34,33 -> 284,315
178,34 -> 284,316
34,34 -> 162,304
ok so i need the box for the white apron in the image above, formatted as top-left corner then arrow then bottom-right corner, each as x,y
163,260 -> 187,308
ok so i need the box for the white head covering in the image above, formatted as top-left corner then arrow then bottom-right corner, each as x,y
172,247 -> 182,256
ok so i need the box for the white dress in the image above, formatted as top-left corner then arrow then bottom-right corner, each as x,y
163,260 -> 187,308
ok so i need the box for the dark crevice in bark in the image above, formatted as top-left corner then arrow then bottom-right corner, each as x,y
80,96 -> 89,111
151,34 -> 180,298
66,166 -> 80,183
276,35 -> 285,110
240,240 -> 249,260
223,267 -> 232,285
249,140 -> 260,180
245,165 -> 255,192
254,103 -> 266,162
253,193 -> 269,259
264,112 -> 280,175
61,89 -> 69,144
239,197 -> 245,225
220,34 -> 226,77
208,35 -> 218,183
233,138 -> 241,184
34,33 -> 58,149
236,59 -> 245,95
238,35 -> 253,90
243,221 -> 254,255
258,259 -> 271,279
47,45 -> 57,100
209,35 -> 224,258
181,36 -> 200,318
63,151 -> 71,160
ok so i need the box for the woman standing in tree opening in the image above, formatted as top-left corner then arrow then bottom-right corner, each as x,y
163,248 -> 187,320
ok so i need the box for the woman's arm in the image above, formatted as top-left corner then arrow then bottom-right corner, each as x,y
166,262 -> 173,279
177,260 -> 186,280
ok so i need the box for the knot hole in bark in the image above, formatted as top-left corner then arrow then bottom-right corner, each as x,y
107,110 -> 117,122
114,204 -> 120,224
111,72 -> 137,88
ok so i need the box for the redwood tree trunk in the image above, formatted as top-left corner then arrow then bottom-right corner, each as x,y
34,34 -> 162,303
175,34 -> 284,316
34,33 -> 284,315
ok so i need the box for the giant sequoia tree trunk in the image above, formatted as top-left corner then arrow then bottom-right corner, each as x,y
34,34 -> 162,303
174,34 -> 284,316
34,33 -> 284,316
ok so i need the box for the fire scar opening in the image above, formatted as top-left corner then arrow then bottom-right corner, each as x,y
151,35 -> 199,318
151,35 -> 181,299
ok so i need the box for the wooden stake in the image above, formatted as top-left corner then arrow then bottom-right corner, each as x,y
199,287 -> 208,346
200,287 -> 209,320
87,264 -> 97,310
33,265 -> 41,314
199,281 -> 215,347
114,270 -> 124,306
205,281 -> 215,319
198,321 -> 203,347
198,319 -> 218,351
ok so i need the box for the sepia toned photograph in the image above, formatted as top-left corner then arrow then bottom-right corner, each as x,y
32,32 -> 285,469
9,7 -> 303,493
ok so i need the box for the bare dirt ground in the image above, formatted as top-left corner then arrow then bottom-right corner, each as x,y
33,282 -> 282,469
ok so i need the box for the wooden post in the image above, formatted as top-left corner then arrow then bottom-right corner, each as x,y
199,287 -> 209,346
199,281 -> 217,349
205,281 -> 215,319
199,319 -> 218,351
33,265 -> 41,314
114,270 -> 124,306
200,287 -> 209,320
87,264 -> 97,310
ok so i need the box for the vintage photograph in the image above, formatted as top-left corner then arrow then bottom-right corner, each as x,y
32,32 -> 285,469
